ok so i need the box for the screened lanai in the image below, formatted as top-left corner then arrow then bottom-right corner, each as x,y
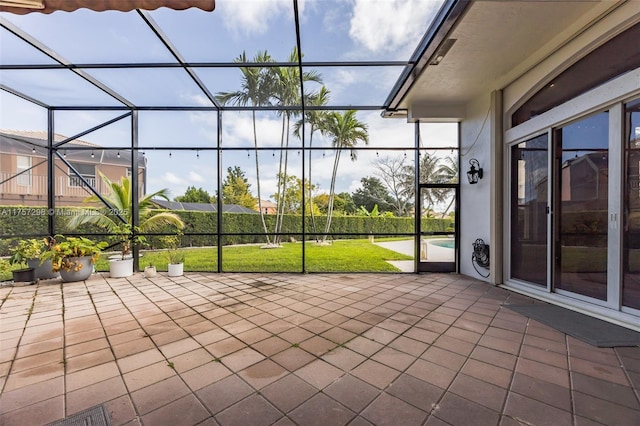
0,0 -> 460,274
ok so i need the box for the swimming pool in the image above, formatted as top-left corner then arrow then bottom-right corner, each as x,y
428,239 -> 455,249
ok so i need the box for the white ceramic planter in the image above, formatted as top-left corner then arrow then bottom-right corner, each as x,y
144,265 -> 157,278
109,257 -> 133,278
167,262 -> 183,277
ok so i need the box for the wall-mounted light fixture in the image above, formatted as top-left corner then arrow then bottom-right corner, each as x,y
467,158 -> 483,184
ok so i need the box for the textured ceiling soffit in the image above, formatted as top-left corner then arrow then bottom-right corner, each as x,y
0,0 -> 215,14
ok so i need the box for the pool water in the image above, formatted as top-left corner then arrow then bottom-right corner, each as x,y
429,239 -> 455,249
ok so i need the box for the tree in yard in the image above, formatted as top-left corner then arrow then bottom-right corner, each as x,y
320,110 -> 369,242
372,155 -> 414,216
271,47 -> 322,245
294,86 -> 330,239
352,176 -> 395,215
271,173 -> 302,214
434,155 -> 458,217
175,186 -> 213,203
220,166 -> 257,209
335,192 -> 357,215
313,192 -> 356,216
400,153 -> 458,216
215,50 -> 275,245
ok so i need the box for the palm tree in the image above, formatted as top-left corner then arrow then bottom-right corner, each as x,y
270,47 -> 322,245
436,155 -> 458,217
294,86 -> 330,240
321,110 -> 369,242
400,153 -> 456,216
67,172 -> 184,250
216,51 -> 274,245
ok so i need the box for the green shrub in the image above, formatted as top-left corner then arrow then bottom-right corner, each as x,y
0,205 -> 453,254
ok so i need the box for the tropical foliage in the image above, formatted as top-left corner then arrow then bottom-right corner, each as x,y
320,110 -> 369,241
216,50 -> 274,243
41,236 -> 108,272
67,172 -> 185,253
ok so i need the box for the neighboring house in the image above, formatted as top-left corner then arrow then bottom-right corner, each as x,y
0,130 -> 146,207
257,200 -> 277,215
383,1 -> 640,327
152,199 -> 257,214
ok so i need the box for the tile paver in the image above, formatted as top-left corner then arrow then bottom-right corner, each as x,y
1,272 -> 639,425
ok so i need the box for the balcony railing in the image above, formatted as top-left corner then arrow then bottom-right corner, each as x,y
0,172 -> 100,198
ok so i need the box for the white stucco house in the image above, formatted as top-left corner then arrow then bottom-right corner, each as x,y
384,0 -> 640,329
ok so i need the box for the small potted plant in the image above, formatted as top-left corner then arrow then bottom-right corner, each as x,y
144,262 -> 157,278
109,224 -> 145,278
8,245 -> 35,283
12,237 -> 60,280
162,234 -> 184,277
42,235 -> 108,282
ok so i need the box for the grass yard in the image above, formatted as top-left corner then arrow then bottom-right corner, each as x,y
0,239 -> 412,281
117,239 -> 412,273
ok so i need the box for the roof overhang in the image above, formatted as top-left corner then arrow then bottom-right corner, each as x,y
384,0 -> 626,122
0,0 -> 214,14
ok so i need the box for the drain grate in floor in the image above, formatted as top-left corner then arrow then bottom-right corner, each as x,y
46,405 -> 111,426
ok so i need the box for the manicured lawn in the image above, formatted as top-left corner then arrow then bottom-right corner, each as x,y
94,239 -> 412,274
0,239 -> 413,281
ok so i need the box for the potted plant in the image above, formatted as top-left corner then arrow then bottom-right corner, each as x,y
144,262 -> 157,278
42,236 -> 107,282
108,224 -> 146,278
66,172 -> 184,274
8,245 -> 35,283
11,237 -> 60,280
162,235 -> 184,277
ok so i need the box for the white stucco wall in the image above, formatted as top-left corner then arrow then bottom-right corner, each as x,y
459,93 -> 493,281
456,1 -> 639,284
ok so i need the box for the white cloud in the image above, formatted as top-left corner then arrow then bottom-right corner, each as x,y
218,0 -> 290,36
221,112 -> 284,147
189,111 -> 218,142
188,171 -> 205,183
349,0 -> 443,57
162,172 -> 186,185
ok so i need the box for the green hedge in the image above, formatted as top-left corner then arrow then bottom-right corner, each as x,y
0,206 -> 453,255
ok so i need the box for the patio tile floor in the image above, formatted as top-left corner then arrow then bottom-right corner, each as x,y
1,272 -> 640,425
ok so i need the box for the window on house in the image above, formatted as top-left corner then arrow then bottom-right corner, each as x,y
512,23 -> 640,127
69,162 -> 96,187
16,155 -> 32,186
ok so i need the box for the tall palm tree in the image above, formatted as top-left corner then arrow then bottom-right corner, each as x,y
270,47 -> 322,245
294,86 -> 330,240
321,110 -> 369,242
216,51 -> 274,245
67,172 -> 184,241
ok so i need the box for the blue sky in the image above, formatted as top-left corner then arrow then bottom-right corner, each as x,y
0,0 -> 456,201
